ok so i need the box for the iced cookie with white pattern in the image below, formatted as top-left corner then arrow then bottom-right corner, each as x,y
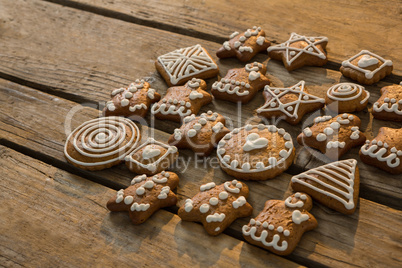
168,111 -> 230,156
325,82 -> 370,113
107,171 -> 179,224
178,180 -> 252,235
156,44 -> 219,86
216,26 -> 271,62
125,138 -> 179,175
372,83 -> 402,122
103,79 -> 161,118
242,192 -> 317,256
340,50 -> 393,85
211,62 -> 270,104
359,127 -> 402,174
298,113 -> 366,160
217,124 -> 295,180
151,78 -> 213,122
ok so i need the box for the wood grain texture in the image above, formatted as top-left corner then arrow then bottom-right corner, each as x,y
1,79 -> 402,267
0,146 -> 300,268
48,0 -> 402,75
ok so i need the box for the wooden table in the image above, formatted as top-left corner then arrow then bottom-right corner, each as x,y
1,0 -> 401,267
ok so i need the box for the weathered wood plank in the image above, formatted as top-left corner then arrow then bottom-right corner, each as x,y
48,0 -> 402,75
0,146 -> 300,268
1,79 -> 402,267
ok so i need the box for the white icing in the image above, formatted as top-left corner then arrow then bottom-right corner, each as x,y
129,103 -> 147,112
316,133 -> 327,142
189,91 -> 204,100
142,145 -> 161,160
291,159 -> 357,209
361,143 -> 401,168
206,213 -> 225,223
239,46 -> 253,53
229,31 -> 239,39
303,127 -> 313,137
184,199 -> 193,212
243,133 -> 269,152
212,122 -> 224,133
242,225 -> 288,251
327,83 -> 370,104
200,182 -> 216,191
143,181 -> 155,189
327,141 -> 345,149
223,41 -> 231,50
357,54 -> 379,68
373,90 -> 402,115
342,50 -> 393,79
157,44 -> 218,85
124,195 -> 134,205
125,138 -> 177,172
131,174 -> 147,185
173,129 -> 182,140
267,32 -> 328,66
64,116 -> 140,168
199,203 -> 210,213
284,196 -> 304,208
256,36 -> 265,46
130,202 -> 150,212
136,187 -> 145,195
212,81 -> 249,96
224,180 -> 241,193
187,129 -> 197,138
157,186 -> 170,199
292,210 -> 310,224
151,102 -> 192,117
248,71 -> 260,81
257,81 -> 325,119
147,88 -> 156,99
219,191 -> 228,200
232,196 -> 247,209
209,197 -> 219,206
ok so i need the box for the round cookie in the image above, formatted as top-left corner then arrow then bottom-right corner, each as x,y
325,82 -> 370,113
125,138 -> 178,175
216,124 -> 295,180
64,116 -> 141,171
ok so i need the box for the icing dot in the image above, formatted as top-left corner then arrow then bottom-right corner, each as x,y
219,191 -> 228,200
262,222 -> 268,228
277,226 -> 283,233
324,127 -> 334,135
303,95 -> 309,100
209,197 -> 219,206
270,102 -> 276,107
284,230 -> 290,236
250,219 -> 256,225
330,122 -> 340,129
124,195 -> 134,205
287,106 -> 293,111
125,92 -> 133,99
121,99 -> 130,107
268,224 -> 274,230
199,204 -> 210,213
316,133 -> 327,142
256,221 -> 261,226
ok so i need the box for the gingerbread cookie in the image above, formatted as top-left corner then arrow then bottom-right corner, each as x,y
178,180 -> 252,235
291,159 -> 360,214
168,111 -> 230,156
151,78 -> 213,122
372,83 -> 402,121
325,82 -> 370,113
340,50 -> 393,85
359,127 -> 402,174
256,81 -> 325,125
64,116 -> 140,171
298,114 -> 366,160
156,44 -> 219,86
242,192 -> 317,256
267,33 -> 328,71
216,124 -> 295,180
125,138 -> 178,175
216,26 -> 271,62
211,62 -> 270,103
103,79 -> 161,118
107,171 -> 179,224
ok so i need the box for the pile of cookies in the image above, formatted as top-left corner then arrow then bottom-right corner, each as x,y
63,26 -> 401,256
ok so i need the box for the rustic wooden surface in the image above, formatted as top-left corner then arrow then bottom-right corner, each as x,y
0,0 -> 401,267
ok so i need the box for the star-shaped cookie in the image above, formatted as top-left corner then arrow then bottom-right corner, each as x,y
340,50 -> 393,85
268,32 -> 328,71
107,171 -> 180,224
242,192 -> 317,256
216,26 -> 271,62
298,113 -> 367,160
256,81 -> 325,125
359,127 -> 402,174
168,111 -> 230,156
211,62 -> 271,103
156,44 -> 219,86
372,83 -> 402,121
151,78 -> 213,122
178,180 -> 253,236
103,79 -> 161,118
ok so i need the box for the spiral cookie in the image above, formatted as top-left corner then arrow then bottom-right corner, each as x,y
217,124 -> 295,180
325,82 -> 370,113
64,116 -> 141,171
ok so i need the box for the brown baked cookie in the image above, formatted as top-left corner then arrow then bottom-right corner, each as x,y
242,192 -> 317,256
151,78 -> 213,122
216,26 -> 271,62
217,124 -> 295,180
103,79 -> 161,118
125,138 -> 178,175
267,32 -> 328,71
64,116 -> 141,171
211,62 -> 270,103
155,44 -> 219,86
178,180 -> 252,236
291,159 -> 360,214
168,111 -> 230,156
340,50 -> 393,85
325,82 -> 370,113
372,83 -> 402,121
107,171 -> 179,224
256,81 -> 325,125
298,113 -> 366,160
359,127 -> 402,174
